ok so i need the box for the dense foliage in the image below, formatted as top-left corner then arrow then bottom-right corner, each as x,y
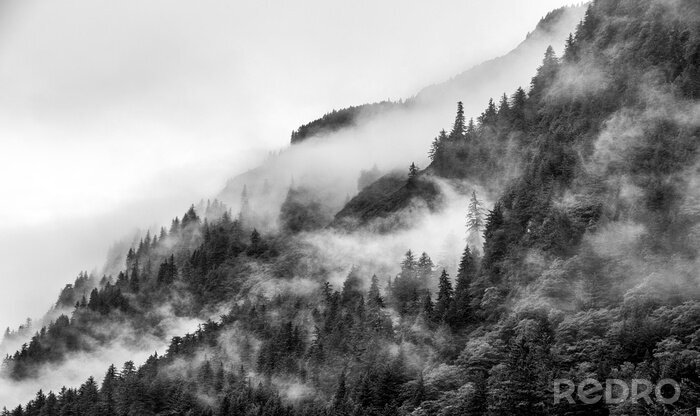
3,0 -> 700,415
290,101 -> 400,144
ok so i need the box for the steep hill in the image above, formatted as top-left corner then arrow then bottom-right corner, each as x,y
286,5 -> 587,146
3,1 -> 700,415
217,5 -> 586,219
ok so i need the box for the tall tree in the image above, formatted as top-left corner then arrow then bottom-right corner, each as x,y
451,246 -> 477,328
238,185 -> 251,224
467,191 -> 485,232
497,93 -> 510,120
417,252 -> 434,286
341,267 -> 363,305
408,163 -> 419,186
422,291 -> 434,322
433,269 -> 453,323
181,205 -> 200,228
466,118 -> 476,139
332,369 -> 347,410
99,364 -> 118,416
129,261 -> 140,293
449,101 -> 466,140
478,98 -> 498,127
367,275 -> 384,309
530,45 -> 560,100
510,87 -> 528,131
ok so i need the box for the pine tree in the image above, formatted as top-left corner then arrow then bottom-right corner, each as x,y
169,217 -> 180,235
247,229 -> 264,257
478,98 -> 498,127
341,267 -> 363,305
482,202 -> 504,243
497,93 -> 510,121
466,118 -> 476,139
422,292 -> 434,321
451,246 -> 477,328
530,46 -> 560,99
563,33 -> 578,62
143,231 -> 151,253
125,248 -> 135,269
129,261 -> 140,293
238,185 -> 251,224
449,101 -> 466,140
77,377 -> 99,415
416,252 -> 434,286
428,137 -> 440,161
433,270 -> 453,323
181,205 -> 200,228
479,202 -> 507,291
467,191 -> 485,235
332,369 -> 347,409
408,163 -> 419,186
510,87 -> 528,131
367,275 -> 384,309
401,250 -> 417,273
99,364 -> 118,416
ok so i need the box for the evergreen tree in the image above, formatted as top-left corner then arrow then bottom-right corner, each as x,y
341,267 -> 363,305
157,255 -> 177,285
416,252 -> 434,285
169,217 -> 180,235
129,261 -> 140,293
430,129 -> 449,164
247,229 -> 265,257
367,275 -> 384,309
407,163 -> 419,186
422,292 -> 434,321
530,45 -> 560,100
428,137 -> 440,161
563,32 -> 578,62
467,191 -> 485,235
99,364 -> 118,416
401,250 -> 417,273
238,185 -> 251,224
466,118 -> 476,139
332,369 -> 347,410
510,87 -> 528,131
77,377 -> 99,415
478,98 -> 498,127
497,93 -> 510,121
449,101 -> 466,140
181,205 -> 200,228
451,246 -> 477,328
433,270 -> 453,323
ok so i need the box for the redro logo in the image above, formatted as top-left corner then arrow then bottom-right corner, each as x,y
553,378 -> 680,405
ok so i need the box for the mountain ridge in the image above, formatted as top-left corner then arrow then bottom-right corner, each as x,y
3,1 -> 700,415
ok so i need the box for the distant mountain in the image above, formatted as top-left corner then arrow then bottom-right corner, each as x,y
219,5 -> 586,221
290,101 -> 399,144
287,5 -> 587,146
413,5 -> 588,111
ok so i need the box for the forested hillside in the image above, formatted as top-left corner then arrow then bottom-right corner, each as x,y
3,0 -> 700,415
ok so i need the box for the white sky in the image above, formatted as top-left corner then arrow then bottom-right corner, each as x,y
0,0 -> 574,330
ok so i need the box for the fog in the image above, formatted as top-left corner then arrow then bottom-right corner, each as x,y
0,0 -> 576,334
0,308 -> 205,408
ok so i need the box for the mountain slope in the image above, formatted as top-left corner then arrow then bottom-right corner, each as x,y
4,1 -> 700,415
217,5 -> 586,220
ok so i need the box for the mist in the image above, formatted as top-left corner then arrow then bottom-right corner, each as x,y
0,0 -> 579,333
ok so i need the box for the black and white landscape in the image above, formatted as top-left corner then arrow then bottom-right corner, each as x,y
1,0 -> 700,415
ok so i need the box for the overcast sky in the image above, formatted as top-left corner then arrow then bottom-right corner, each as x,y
0,0 -> 575,330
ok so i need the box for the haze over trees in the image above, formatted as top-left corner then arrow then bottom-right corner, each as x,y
3,0 -> 700,415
